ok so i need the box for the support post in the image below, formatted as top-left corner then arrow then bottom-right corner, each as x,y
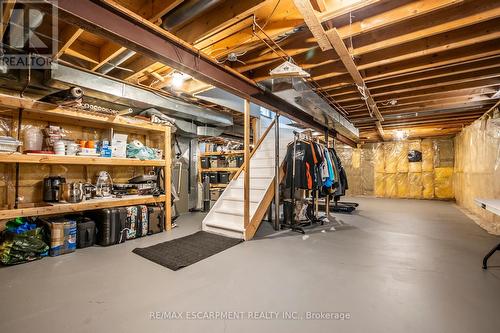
274,112 -> 280,230
325,129 -> 330,216
244,99 -> 251,228
164,126 -> 172,230
251,117 -> 259,146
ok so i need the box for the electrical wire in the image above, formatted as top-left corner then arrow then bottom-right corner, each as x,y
210,0 -> 282,59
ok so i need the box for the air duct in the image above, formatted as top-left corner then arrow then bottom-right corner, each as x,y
46,64 -> 233,127
97,50 -> 136,75
262,77 -> 359,140
161,0 -> 222,30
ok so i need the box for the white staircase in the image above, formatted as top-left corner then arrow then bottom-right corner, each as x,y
202,120 -> 295,239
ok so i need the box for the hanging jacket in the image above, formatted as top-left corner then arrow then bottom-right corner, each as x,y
322,147 -> 334,188
284,140 -> 317,190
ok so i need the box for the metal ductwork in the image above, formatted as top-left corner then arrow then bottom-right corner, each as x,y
97,50 -> 136,75
262,77 -> 359,140
161,0 -> 222,30
197,126 -> 225,137
46,64 -> 234,127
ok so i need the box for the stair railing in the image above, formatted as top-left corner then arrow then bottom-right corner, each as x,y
232,118 -> 277,180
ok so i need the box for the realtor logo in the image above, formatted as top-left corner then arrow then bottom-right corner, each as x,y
0,0 -> 58,70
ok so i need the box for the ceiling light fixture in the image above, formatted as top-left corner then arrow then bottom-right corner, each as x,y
394,130 -> 409,140
270,60 -> 310,78
170,71 -> 190,89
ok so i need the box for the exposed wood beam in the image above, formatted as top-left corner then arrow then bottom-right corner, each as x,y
369,100 -> 495,118
326,43 -> 500,99
54,25 -> 83,60
356,21 -> 500,71
336,79 -> 500,104
382,117 -> 482,128
239,0 -> 463,74
174,0 -> 266,45
375,121 -> 385,141
366,57 -> 500,89
90,0 -> 181,73
43,0 -> 335,139
1,0 -> 16,40
310,21 -> 500,86
343,87 -> 498,108
64,39 -> 100,64
292,0 -> 331,51
148,0 -> 183,23
117,59 -> 162,82
90,43 -> 127,71
119,0 -> 266,86
369,68 -> 500,96
353,0 -> 500,56
293,0 -> 383,121
311,0 -> 326,12
362,38 -> 500,82
374,96 -> 494,114
325,28 -> 383,121
328,64 -> 500,98
379,113 -> 487,125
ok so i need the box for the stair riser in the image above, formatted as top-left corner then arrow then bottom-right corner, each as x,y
218,201 -> 260,216
224,188 -> 266,202
233,178 -> 271,188
201,125 -> 294,239
202,225 -> 244,239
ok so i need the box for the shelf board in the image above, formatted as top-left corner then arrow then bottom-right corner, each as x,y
475,198 -> 500,216
0,153 -> 165,166
0,94 -> 167,133
210,183 -> 229,188
0,195 -> 166,220
200,167 -> 240,172
200,150 -> 244,156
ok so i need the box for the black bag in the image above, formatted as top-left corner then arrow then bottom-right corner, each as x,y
408,150 -> 423,162
86,208 -> 125,246
147,206 -> 164,235
76,217 -> 96,249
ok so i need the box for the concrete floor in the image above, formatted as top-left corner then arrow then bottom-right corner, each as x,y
1,197 -> 500,333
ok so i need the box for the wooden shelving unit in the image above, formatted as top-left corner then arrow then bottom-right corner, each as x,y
209,183 -> 229,188
0,94 -> 172,230
200,150 -> 244,156
200,167 -> 240,172
0,94 -> 166,134
0,153 -> 165,166
0,195 -> 166,220
198,149 -> 243,192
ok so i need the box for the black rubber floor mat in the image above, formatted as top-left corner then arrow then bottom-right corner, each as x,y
132,231 -> 243,271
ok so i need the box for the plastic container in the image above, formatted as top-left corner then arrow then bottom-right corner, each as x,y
218,172 -> 230,184
53,141 -> 66,155
0,136 -> 22,152
23,128 -> 43,151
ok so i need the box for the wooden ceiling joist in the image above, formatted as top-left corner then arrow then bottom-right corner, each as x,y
174,0 -> 266,45
239,0 -> 464,74
54,25 -> 84,60
336,79 -> 500,104
310,0 -> 326,13
293,0 -> 383,122
292,0 -> 331,51
148,0 -> 184,23
35,0 -> 500,141
1,0 -> 16,40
